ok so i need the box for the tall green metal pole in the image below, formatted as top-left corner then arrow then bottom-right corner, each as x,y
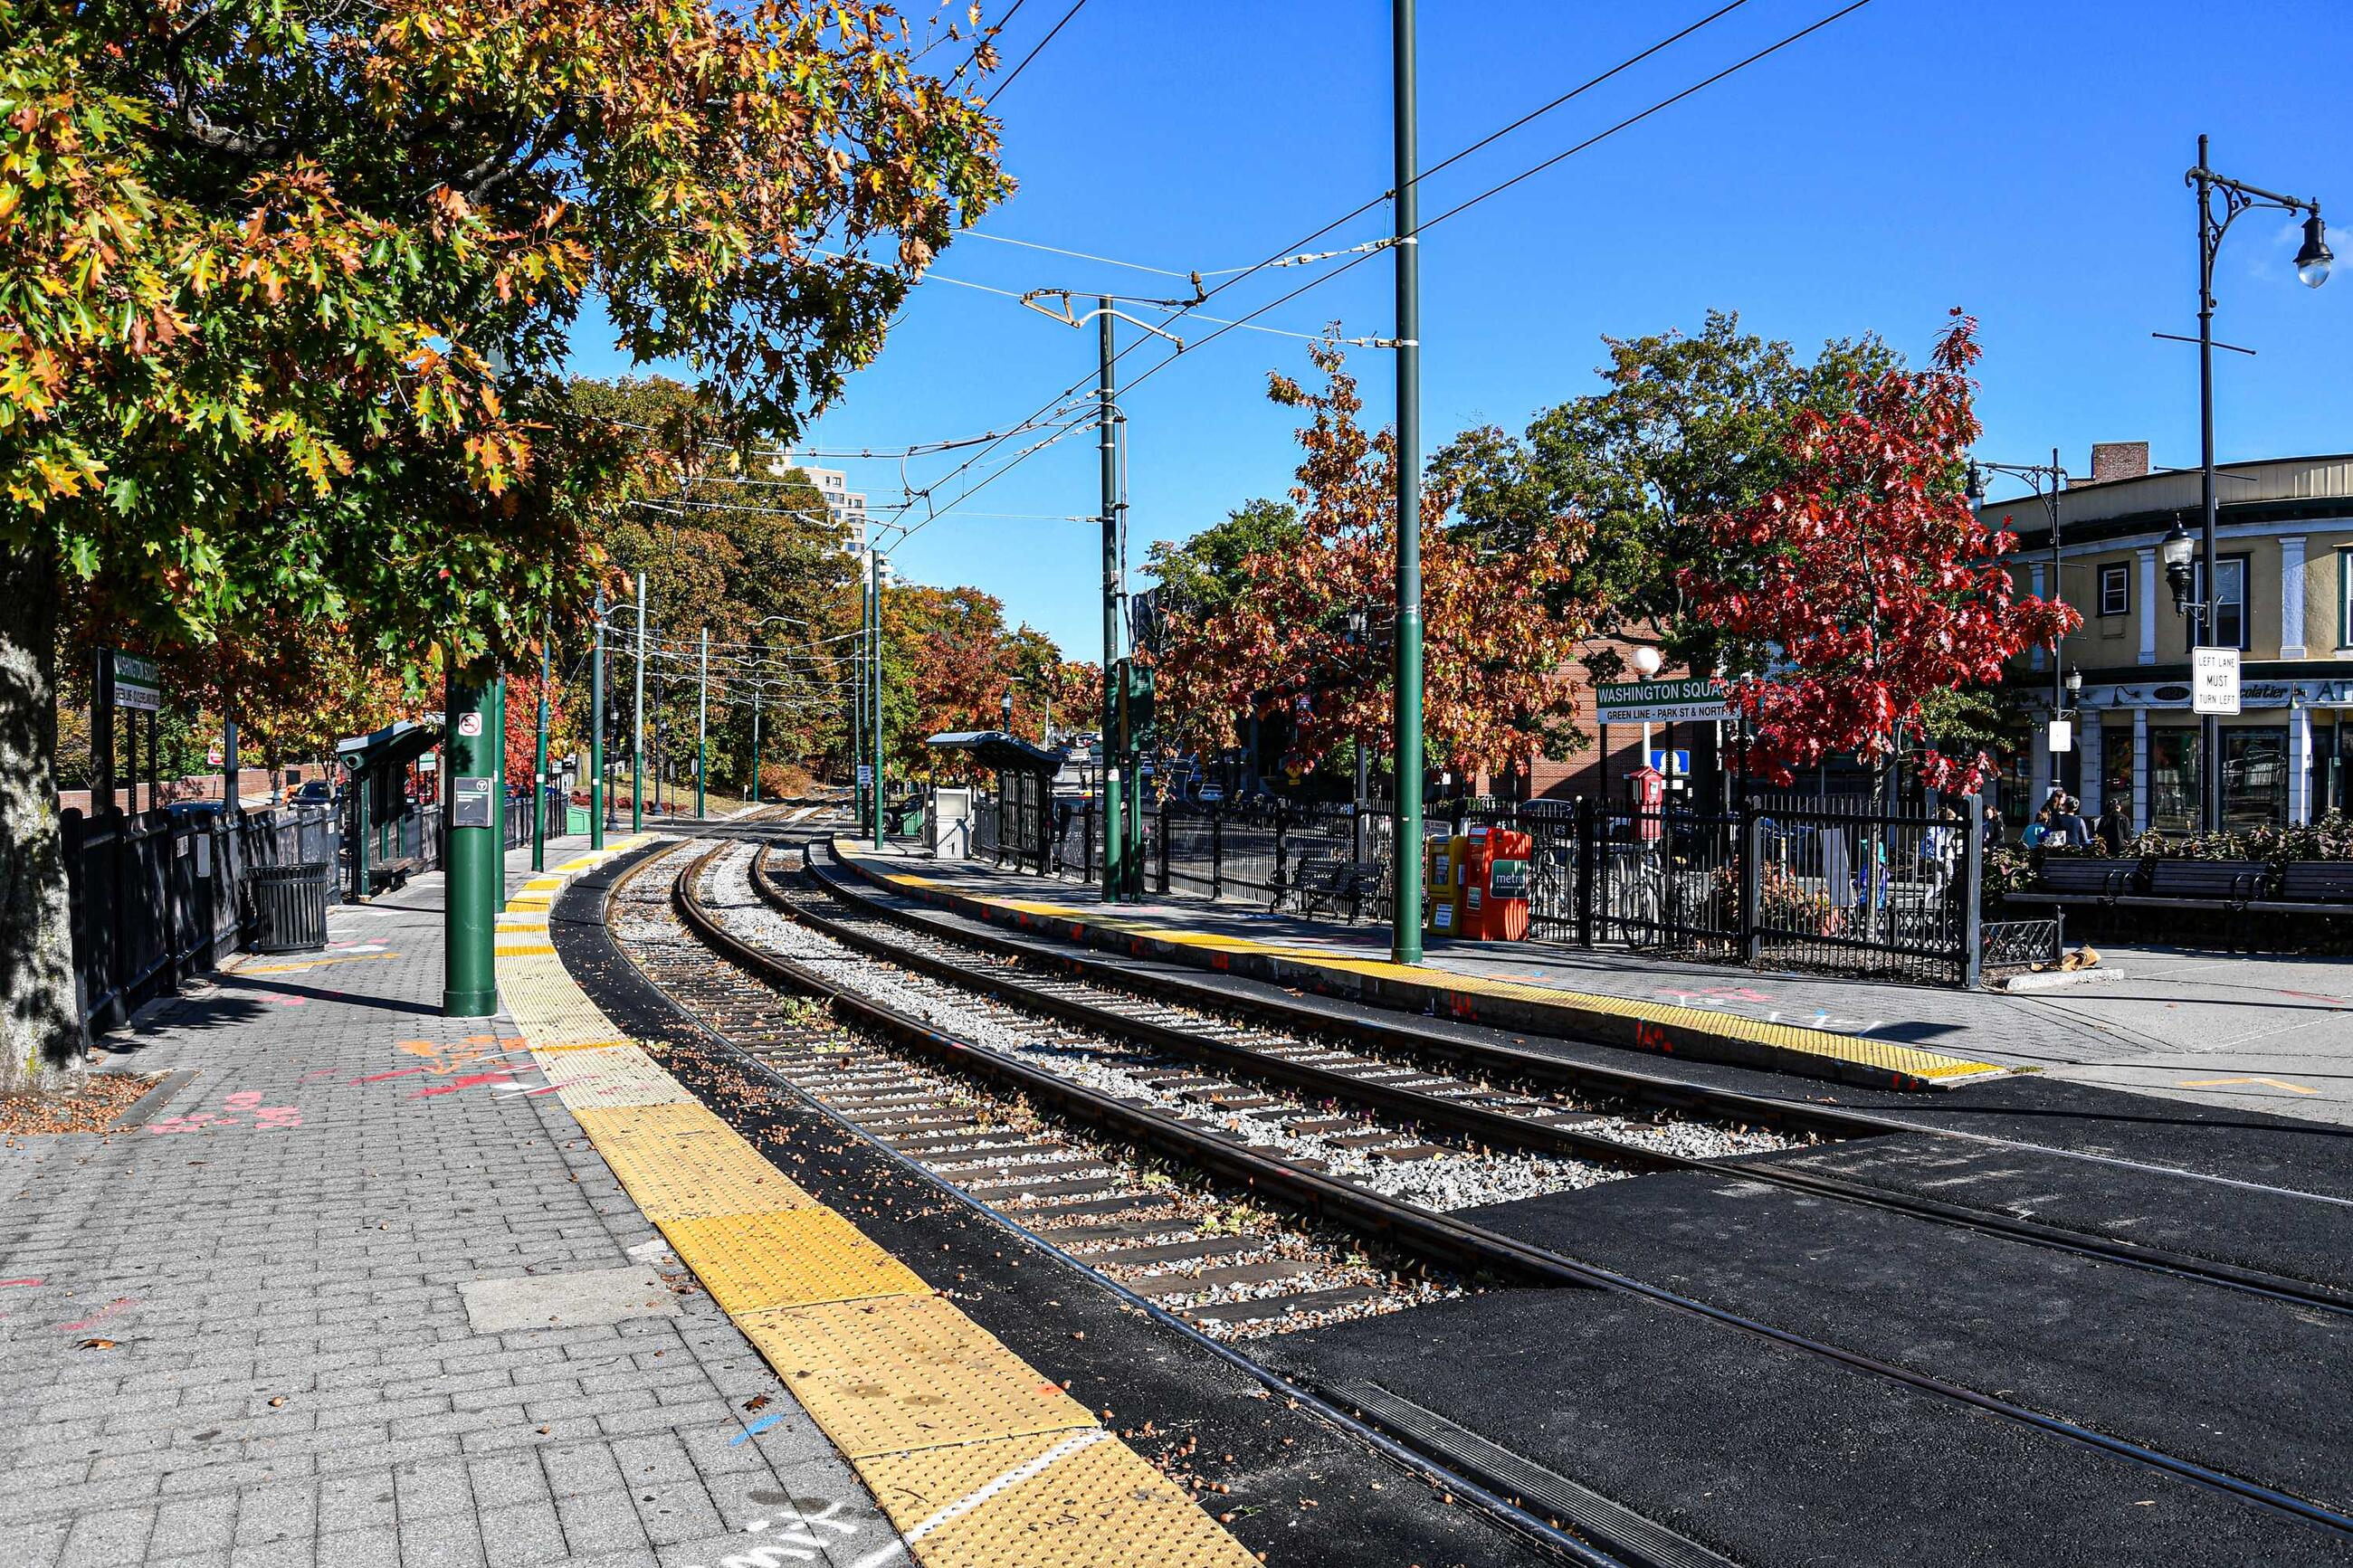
1098,298 -> 1125,903
750,684 -> 763,805
1390,0 -> 1426,965
870,544 -> 885,848
631,570 -> 646,834
443,665 -> 498,1016
696,625 -> 709,821
531,619 -> 549,870
590,589 -> 605,850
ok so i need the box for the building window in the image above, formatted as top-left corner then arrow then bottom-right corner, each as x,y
2101,727 -> 2136,832
2187,556 -> 2250,651
2099,564 -> 2129,618
2149,730 -> 2199,834
2339,547 -> 2353,649
2222,727 -> 2289,830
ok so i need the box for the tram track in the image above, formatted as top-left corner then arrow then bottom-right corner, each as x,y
804,837 -> 2353,1316
638,829 -> 2353,1551
606,836 -> 1710,1568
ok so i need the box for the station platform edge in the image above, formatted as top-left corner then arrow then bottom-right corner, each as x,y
832,838 -> 2007,1095
500,835 -> 1257,1568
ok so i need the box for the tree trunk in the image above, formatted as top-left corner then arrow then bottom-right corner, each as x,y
0,539 -> 85,1088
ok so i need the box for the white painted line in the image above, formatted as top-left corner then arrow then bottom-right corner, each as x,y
902,1428 -> 1110,1546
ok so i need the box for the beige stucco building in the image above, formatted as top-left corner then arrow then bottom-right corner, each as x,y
1983,445 -> 2353,832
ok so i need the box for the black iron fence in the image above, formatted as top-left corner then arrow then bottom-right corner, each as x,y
60,803 -> 339,1033
962,789 -> 1985,987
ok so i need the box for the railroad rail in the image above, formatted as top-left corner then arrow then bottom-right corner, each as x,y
611,839 -> 1709,1568
800,838 -> 2353,1318
611,833 -> 2353,1552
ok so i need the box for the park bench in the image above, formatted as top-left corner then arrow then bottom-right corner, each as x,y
1292,857 -> 1382,923
2119,859 -> 2267,910
2249,861 -> 2353,917
2005,856 -> 2141,910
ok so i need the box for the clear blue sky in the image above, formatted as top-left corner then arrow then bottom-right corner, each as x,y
570,0 -> 2353,659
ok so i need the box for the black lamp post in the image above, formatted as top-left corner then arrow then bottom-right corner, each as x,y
1000,689 -> 1015,736
2186,134 -> 2329,833
1967,450 -> 2071,784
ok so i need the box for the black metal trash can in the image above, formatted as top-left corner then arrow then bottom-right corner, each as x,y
251,863 -> 330,954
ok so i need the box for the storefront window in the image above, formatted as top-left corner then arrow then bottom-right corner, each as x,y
2222,727 -> 2288,831
2101,728 -> 2137,833
2149,730 -> 2199,835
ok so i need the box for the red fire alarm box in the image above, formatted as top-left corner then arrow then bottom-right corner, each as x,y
1631,765 -> 1666,841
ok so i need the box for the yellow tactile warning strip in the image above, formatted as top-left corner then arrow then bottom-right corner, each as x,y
843,841 -> 2005,1092
658,1210 -> 933,1315
495,838 -> 1255,1568
861,1426 -> 1253,1568
738,1296 -> 1095,1459
572,1102 -> 819,1218
534,1045 -> 695,1111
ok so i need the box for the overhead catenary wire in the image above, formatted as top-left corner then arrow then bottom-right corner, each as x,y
1118,0 -> 1877,402
986,0 -> 1088,100
853,0 -> 1786,547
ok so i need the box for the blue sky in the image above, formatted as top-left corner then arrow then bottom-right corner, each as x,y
571,0 -> 2353,659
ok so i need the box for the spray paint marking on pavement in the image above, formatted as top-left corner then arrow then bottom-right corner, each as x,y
146,1090 -> 303,1134
2179,1076 -> 2320,1095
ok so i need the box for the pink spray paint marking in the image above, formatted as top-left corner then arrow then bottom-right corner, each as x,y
57,1297 -> 137,1333
409,1069 -> 527,1099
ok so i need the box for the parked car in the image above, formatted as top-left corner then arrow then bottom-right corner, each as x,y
1196,784 -> 1224,804
166,799 -> 226,820
289,779 -> 337,807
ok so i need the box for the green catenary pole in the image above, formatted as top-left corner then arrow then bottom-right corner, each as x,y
443,664 -> 498,1016
1390,0 -> 1425,965
870,545 -> 885,848
1098,298 -> 1125,903
590,588 -> 606,850
532,619 -> 549,870
750,683 -> 763,805
696,625 -> 709,821
632,570 -> 646,834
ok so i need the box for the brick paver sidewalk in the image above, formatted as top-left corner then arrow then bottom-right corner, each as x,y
2,835 -> 900,1568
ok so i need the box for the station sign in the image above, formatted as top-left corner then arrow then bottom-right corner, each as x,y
855,764 -> 873,786
451,776 -> 494,828
109,650 -> 162,712
1596,677 -> 1727,726
2192,647 -> 2242,716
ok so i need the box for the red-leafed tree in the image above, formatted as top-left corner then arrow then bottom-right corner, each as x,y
1153,339 -> 1591,780
1678,311 -> 2075,794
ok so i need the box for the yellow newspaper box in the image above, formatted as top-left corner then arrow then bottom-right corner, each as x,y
1424,834 -> 1467,936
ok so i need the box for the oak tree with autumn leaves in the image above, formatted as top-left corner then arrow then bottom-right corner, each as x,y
0,0 -> 1010,1082
1154,340 -> 1589,784
1679,312 -> 2076,795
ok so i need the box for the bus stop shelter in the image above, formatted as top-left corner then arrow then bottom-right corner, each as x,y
336,718 -> 441,899
926,730 -> 1062,874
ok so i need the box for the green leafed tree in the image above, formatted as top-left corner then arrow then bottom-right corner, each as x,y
1437,309 -> 1898,682
0,0 -> 1009,1083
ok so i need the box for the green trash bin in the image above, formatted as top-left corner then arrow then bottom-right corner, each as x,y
567,804 -> 590,834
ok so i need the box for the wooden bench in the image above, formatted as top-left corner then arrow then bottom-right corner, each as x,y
2118,859 -> 2266,910
2005,856 -> 2141,909
2249,860 -> 2353,916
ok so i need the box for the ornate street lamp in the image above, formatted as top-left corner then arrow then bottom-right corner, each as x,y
2186,135 -> 2329,831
